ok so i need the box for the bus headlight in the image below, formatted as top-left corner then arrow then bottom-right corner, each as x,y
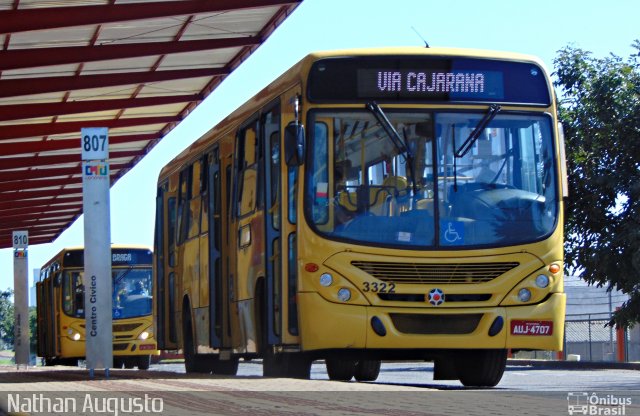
67,328 -> 81,341
337,288 -> 351,302
535,274 -> 550,288
139,331 -> 150,340
319,273 -> 333,287
518,288 -> 532,302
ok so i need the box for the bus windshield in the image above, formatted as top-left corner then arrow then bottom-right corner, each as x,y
62,268 -> 153,319
305,109 -> 558,248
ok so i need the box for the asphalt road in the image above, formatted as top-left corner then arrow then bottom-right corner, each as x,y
1,362 -> 638,415
152,360 -> 640,391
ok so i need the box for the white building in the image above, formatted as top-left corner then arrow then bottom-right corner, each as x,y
564,275 -> 628,319
29,269 -> 39,307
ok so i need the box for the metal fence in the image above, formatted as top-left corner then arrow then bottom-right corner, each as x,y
564,314 -> 624,362
513,313 -> 640,362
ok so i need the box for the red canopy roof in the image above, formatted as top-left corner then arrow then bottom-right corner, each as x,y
0,0 -> 301,248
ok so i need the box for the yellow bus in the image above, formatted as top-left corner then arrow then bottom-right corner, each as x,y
154,47 -> 567,386
36,246 -> 158,369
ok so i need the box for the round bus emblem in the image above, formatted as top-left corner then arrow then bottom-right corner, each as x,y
428,288 -> 445,306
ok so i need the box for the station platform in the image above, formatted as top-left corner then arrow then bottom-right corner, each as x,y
0,365 -> 574,416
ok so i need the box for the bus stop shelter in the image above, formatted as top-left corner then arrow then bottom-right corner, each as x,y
0,0 -> 301,248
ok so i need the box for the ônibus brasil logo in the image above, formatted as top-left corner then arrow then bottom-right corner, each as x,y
567,392 -> 632,415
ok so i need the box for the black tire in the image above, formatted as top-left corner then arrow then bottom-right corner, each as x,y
60,358 -> 78,366
456,349 -> 507,387
137,355 -> 151,370
210,357 -> 239,375
263,352 -> 311,379
354,360 -> 381,382
124,358 -> 135,369
113,358 -> 124,369
182,309 -> 199,373
325,358 -> 356,381
263,349 -> 283,377
284,354 -> 312,379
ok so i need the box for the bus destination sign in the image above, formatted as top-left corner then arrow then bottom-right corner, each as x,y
307,56 -> 551,105
357,69 -> 504,100
63,249 -> 152,267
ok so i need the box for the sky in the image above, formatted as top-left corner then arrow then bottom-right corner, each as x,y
1,0 -> 639,293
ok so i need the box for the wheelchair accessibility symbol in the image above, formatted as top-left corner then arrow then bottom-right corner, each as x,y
442,221 -> 464,245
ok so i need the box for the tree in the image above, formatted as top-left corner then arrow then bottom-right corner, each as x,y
554,41 -> 640,328
29,306 -> 37,356
0,289 -> 14,348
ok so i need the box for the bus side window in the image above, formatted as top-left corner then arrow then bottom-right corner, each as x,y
237,121 -> 259,217
168,196 -> 177,267
188,160 -> 201,239
269,131 -> 281,230
201,154 -> 209,232
177,165 -> 193,245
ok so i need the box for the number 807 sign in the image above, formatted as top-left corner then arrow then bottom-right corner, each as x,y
81,127 -> 109,160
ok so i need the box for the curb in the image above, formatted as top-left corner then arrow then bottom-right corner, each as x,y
508,359 -> 640,371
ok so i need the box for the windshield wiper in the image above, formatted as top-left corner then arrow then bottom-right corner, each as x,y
366,101 -> 418,194
455,104 -> 501,158
113,266 -> 134,286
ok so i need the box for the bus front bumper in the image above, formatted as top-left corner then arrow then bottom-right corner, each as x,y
298,292 -> 565,352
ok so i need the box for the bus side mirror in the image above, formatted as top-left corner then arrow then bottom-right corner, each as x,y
284,123 -> 305,167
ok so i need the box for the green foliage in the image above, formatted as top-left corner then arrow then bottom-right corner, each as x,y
29,306 -> 37,352
0,289 -> 14,347
554,41 -> 640,328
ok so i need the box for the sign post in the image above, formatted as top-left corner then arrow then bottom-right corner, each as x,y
12,230 -> 30,368
81,127 -> 113,377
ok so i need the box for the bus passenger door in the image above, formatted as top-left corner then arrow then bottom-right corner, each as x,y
154,181 -> 178,349
207,142 -> 237,350
235,118 -> 264,353
262,103 -> 283,347
207,147 -> 225,348
52,270 -> 61,357
279,87 -> 302,346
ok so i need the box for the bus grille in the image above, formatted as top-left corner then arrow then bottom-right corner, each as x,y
390,313 -> 482,335
351,261 -> 519,284
80,323 -> 142,333
378,293 -> 492,303
113,323 -> 143,333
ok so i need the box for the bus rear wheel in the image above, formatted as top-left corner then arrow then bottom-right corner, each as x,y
210,357 -> 239,375
456,349 -> 507,387
263,351 -> 311,379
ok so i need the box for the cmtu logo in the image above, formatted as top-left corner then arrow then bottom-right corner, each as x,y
84,164 -> 108,176
14,251 -> 27,258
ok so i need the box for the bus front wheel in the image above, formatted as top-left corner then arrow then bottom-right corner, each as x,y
325,358 -> 356,381
137,355 -> 151,370
354,360 -> 381,382
456,349 -> 507,387
182,309 -> 200,373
